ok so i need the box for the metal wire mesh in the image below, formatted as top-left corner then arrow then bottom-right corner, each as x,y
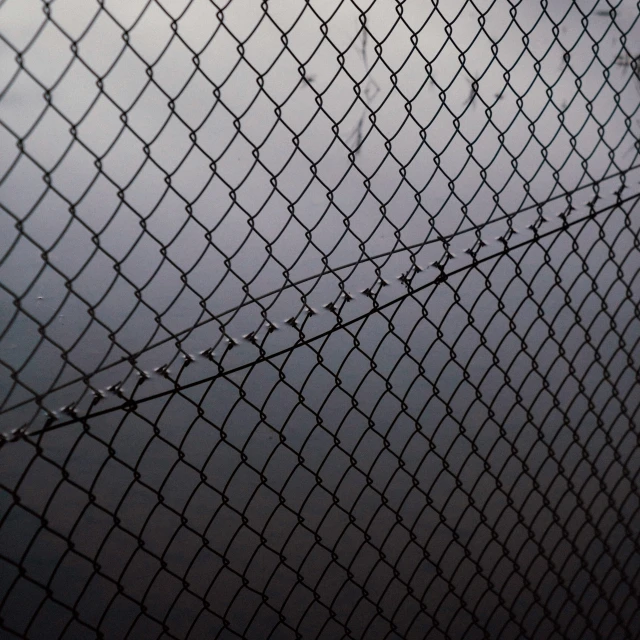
1,0 -> 640,638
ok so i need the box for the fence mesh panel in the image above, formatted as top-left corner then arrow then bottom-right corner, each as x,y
1,0 -> 640,638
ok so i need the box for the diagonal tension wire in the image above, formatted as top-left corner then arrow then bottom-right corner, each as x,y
1,165 -> 637,419
23,190 -> 640,437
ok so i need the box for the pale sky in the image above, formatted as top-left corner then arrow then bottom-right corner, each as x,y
0,0 -> 639,425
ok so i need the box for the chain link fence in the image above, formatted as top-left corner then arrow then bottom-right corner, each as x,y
1,0 -> 640,637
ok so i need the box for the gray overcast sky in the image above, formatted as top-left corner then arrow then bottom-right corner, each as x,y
1,0 -> 639,425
